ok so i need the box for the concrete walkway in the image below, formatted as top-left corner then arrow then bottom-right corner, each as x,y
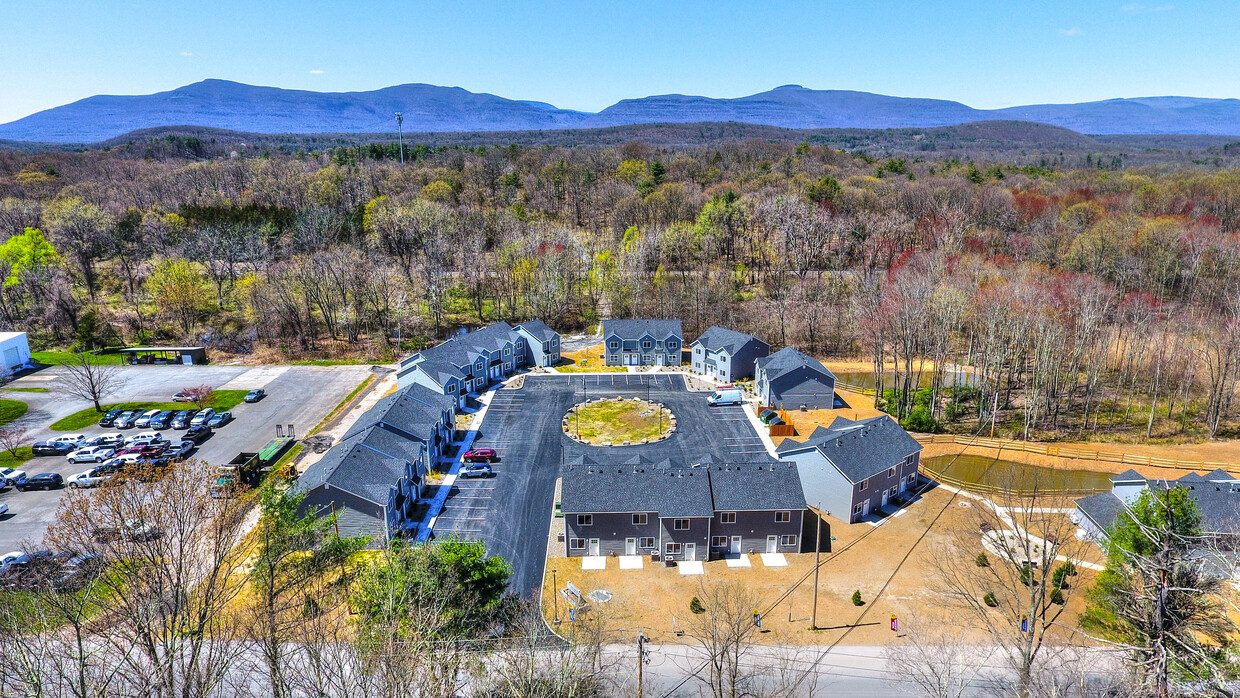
414,383 -> 502,543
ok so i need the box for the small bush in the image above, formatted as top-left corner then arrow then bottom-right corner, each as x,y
1050,588 -> 1065,605
983,592 -> 998,607
1051,563 -> 1074,590
974,552 -> 989,567
851,590 -> 864,606
689,596 -> 705,614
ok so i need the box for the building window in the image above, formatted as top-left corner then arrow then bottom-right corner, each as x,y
504,348 -> 510,355
888,467 -> 896,477
674,519 -> 690,531
577,514 -> 593,527
711,536 -> 728,547
853,503 -> 863,514
516,341 -> 523,349
570,538 -> 585,550
633,513 -> 648,526
639,537 -> 655,548
642,340 -> 651,349
860,479 -> 868,490
476,362 -> 483,371
668,341 -> 677,349
665,543 -> 682,555
889,486 -> 898,497
609,341 -> 618,349
906,473 -> 917,484
720,512 -> 736,524
775,511 -> 791,523
609,355 -> 618,363
781,535 -> 797,546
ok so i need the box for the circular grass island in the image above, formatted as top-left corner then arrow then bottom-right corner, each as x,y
564,396 -> 676,446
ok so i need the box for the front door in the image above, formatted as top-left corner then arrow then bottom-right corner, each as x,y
766,535 -> 778,553
730,536 -> 742,554
625,538 -> 636,555
861,499 -> 871,517
626,353 -> 638,366
881,490 -> 889,507
588,538 -> 600,556
684,543 -> 695,560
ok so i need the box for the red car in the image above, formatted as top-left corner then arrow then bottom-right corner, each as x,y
463,448 -> 497,463
116,443 -> 166,458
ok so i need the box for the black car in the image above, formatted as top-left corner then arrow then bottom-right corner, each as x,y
97,409 -> 125,427
244,389 -> 266,403
170,410 -> 198,430
148,410 -> 175,430
183,425 -> 212,444
31,441 -> 73,456
18,473 -> 63,491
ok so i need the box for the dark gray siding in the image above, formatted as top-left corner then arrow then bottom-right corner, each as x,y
850,453 -> 921,522
769,366 -> 836,409
564,511 -> 659,557
709,509 -> 804,555
658,516 -> 710,561
299,487 -> 387,544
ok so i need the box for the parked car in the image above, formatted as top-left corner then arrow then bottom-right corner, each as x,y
48,433 -> 87,449
206,411 -> 232,428
172,391 -> 194,402
118,442 -> 167,458
66,446 -> 116,464
31,441 -> 73,456
463,448 -> 498,463
459,464 -> 493,478
111,453 -> 145,466
123,519 -> 159,542
0,502 -> 8,516
189,409 -> 215,427
67,468 -> 111,488
148,410 -> 176,430
97,408 -> 125,427
95,458 -> 128,475
113,411 -> 142,429
81,433 -> 125,448
0,467 -> 27,488
183,425 -> 212,444
164,441 -> 195,459
0,551 -> 26,568
123,431 -> 163,447
170,410 -> 198,429
134,408 -> 162,428
18,473 -> 63,491
0,550 -> 56,588
244,388 -> 266,403
57,553 -> 103,590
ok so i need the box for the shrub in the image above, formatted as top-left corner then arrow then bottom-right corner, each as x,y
851,590 -> 864,606
901,404 -> 941,433
1052,562 -> 1076,589
974,552 -> 989,567
983,592 -> 998,607
689,596 -> 705,614
1050,588 -> 1065,605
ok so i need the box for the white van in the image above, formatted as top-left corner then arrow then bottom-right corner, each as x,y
707,386 -> 743,406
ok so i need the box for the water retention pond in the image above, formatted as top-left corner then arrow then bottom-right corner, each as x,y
921,454 -> 1114,496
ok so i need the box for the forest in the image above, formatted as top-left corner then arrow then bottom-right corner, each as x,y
3,132 -> 1240,443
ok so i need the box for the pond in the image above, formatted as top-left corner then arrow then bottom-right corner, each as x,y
922,454 -> 1114,494
835,370 -> 980,391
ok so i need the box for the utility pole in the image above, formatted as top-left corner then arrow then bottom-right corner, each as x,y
811,504 -> 822,630
637,631 -> 648,697
395,112 -> 405,163
991,390 -> 999,438
552,569 -> 560,624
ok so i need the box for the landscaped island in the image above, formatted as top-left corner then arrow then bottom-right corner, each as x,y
565,397 -> 673,445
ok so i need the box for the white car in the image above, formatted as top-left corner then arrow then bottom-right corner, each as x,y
124,432 -> 163,447
67,446 -> 117,464
81,434 -> 124,448
0,502 -> 8,516
133,409 -> 162,428
113,453 -> 145,465
0,467 -> 27,486
49,433 -> 88,449
67,468 -> 110,488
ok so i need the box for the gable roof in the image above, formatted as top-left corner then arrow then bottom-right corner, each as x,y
755,347 -> 835,383
516,319 -> 559,343
602,319 -> 682,340
297,439 -> 405,506
346,383 -> 453,441
1076,470 -> 1240,536
777,415 -> 922,483
562,464 -> 713,518
1110,469 -> 1146,483
692,326 -> 766,355
709,463 -> 806,511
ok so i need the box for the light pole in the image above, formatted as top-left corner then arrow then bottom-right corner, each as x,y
395,111 -> 405,163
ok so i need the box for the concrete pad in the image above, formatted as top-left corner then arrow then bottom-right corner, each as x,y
724,555 -> 752,568
619,555 -> 644,570
218,365 -> 290,390
581,556 -> 606,570
759,553 -> 788,567
678,560 -> 705,575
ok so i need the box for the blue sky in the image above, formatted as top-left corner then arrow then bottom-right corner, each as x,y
2,1 -> 1237,124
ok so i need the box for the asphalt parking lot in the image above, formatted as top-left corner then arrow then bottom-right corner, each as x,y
433,373 -> 776,596
0,364 -> 372,552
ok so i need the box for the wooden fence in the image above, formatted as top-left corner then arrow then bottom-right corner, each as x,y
836,382 -> 878,397
914,433 -> 1239,474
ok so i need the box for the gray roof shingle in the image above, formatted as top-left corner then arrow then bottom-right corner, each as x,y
777,415 -> 922,484
756,346 -> 835,383
297,440 -> 405,506
709,463 -> 806,511
602,319 -> 683,340
516,319 -> 559,343
562,464 -> 714,518
692,326 -> 766,355
1076,470 -> 1240,535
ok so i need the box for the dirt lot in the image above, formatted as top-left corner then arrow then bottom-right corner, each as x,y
543,486 -> 1097,646
771,388 -> 888,447
556,344 -> 626,373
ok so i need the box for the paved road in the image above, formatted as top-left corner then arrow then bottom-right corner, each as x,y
0,364 -> 372,552
433,373 -> 776,597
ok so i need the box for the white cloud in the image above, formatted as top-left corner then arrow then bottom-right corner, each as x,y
1058,27 -> 1083,36
180,51 -> 194,57
1121,3 -> 1144,11
1123,3 -> 1174,12
309,69 -> 325,74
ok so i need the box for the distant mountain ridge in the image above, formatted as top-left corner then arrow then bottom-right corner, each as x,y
3,79 -> 1240,143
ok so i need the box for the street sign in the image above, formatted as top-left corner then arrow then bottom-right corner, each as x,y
569,607 -> 576,622
753,609 -> 762,628
1021,614 -> 1029,633
890,614 -> 898,632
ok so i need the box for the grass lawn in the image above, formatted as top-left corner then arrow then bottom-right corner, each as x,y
49,389 -> 249,431
0,399 -> 27,427
2,387 -> 49,393
31,349 -> 125,366
0,446 -> 34,470
568,397 -> 671,444
556,344 -> 627,373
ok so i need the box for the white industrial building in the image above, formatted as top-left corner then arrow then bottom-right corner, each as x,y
0,332 -> 31,376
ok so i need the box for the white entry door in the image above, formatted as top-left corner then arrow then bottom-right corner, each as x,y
766,535 -> 778,553
625,538 -> 636,555
730,536 -> 742,554
881,490 -> 889,507
588,538 -> 600,555
861,499 -> 871,517
626,354 -> 639,366
684,543 -> 695,560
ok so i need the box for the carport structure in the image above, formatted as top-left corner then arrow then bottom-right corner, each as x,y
121,346 -> 208,365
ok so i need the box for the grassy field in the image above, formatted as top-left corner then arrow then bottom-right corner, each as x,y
49,390 -> 249,431
2,387 -> 49,393
0,399 -> 27,427
31,349 -> 126,366
568,398 -> 670,444
0,446 -> 34,470
556,344 -> 627,373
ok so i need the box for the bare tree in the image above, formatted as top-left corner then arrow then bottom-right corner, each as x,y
0,425 -> 27,456
884,619 -> 993,698
59,352 -> 125,412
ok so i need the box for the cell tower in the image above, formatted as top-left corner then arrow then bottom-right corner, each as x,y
395,112 -> 405,163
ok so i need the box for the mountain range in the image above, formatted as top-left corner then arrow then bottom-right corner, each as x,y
3,80 -> 1240,143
